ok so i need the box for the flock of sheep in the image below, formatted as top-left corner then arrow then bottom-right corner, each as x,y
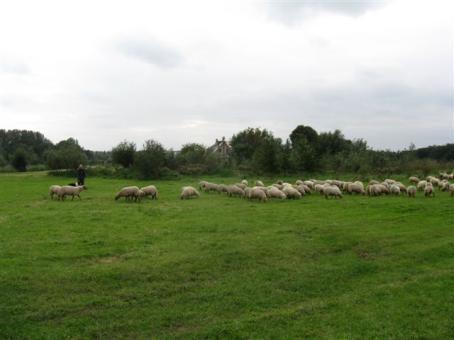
48,172 -> 454,202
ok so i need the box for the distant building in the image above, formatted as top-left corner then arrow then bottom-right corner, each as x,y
208,137 -> 231,159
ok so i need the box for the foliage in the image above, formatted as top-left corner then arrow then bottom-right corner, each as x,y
112,140 -> 136,168
45,138 -> 88,170
133,140 -> 167,179
11,148 -> 28,171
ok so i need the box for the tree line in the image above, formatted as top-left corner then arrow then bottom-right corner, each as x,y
1,127 -> 453,177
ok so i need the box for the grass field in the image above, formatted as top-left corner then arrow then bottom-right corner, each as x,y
1,172 -> 453,338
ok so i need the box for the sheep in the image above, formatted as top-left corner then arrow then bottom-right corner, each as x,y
252,186 -> 269,197
394,182 -> 407,194
300,184 -> 311,194
407,185 -> 417,197
377,184 -> 389,195
314,184 -> 326,195
199,180 -> 209,190
295,180 -> 303,185
244,187 -> 252,199
266,186 -> 286,199
58,185 -> 86,201
303,181 -> 314,189
217,184 -> 229,194
255,180 -> 265,187
347,183 -> 365,195
180,186 -> 200,199
369,184 -> 384,196
283,186 -> 302,199
202,182 -> 219,193
249,187 -> 267,202
449,184 -> 454,197
417,180 -> 427,191
390,184 -> 401,196
272,183 -> 284,190
409,176 -> 420,184
227,185 -> 245,197
140,185 -> 158,200
234,183 -> 247,190
427,176 -> 440,187
241,179 -> 248,186
115,186 -> 141,201
424,183 -> 434,197
294,184 -> 306,196
331,180 -> 344,188
324,185 -> 343,199
369,180 -> 380,185
49,185 -> 61,200
439,180 -> 450,192
384,179 -> 396,185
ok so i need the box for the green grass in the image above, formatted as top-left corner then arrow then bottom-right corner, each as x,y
1,172 -> 453,338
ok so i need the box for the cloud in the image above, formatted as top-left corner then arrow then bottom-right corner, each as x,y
116,36 -> 184,68
265,0 -> 388,25
0,59 -> 30,75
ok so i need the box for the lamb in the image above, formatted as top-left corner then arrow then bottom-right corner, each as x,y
249,187 -> 267,202
266,186 -> 286,199
255,180 -> 265,187
283,186 -> 302,199
140,185 -> 158,199
424,183 -> 434,197
49,185 -> 61,200
324,185 -> 342,199
407,185 -> 417,197
180,186 -> 200,199
227,185 -> 245,197
115,186 -> 141,201
58,185 -> 86,201
409,176 -> 420,184
241,179 -> 248,186
390,184 -> 401,196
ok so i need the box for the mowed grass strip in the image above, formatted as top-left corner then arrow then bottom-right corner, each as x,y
0,173 -> 453,338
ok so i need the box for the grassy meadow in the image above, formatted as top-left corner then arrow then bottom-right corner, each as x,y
1,172 -> 454,338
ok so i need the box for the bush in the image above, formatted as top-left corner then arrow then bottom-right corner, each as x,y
133,140 -> 166,179
112,141 -> 136,168
11,149 -> 27,172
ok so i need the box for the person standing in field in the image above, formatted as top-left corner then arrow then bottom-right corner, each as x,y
77,164 -> 86,186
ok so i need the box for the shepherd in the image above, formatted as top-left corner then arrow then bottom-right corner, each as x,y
77,164 -> 86,186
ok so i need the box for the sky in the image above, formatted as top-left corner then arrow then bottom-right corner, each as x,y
0,0 -> 453,151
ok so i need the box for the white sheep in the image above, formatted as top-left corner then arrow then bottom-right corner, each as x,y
424,183 -> 434,197
266,186 -> 286,199
249,187 -> 267,202
449,184 -> 454,197
115,186 -> 141,201
283,186 -> 302,199
140,185 -> 158,199
347,183 -> 365,195
324,185 -> 342,199
227,185 -> 245,197
241,179 -> 248,186
390,184 -> 401,196
408,176 -> 420,184
255,180 -> 265,187
180,186 -> 200,199
58,185 -> 86,201
49,185 -> 61,200
407,185 -> 417,198
417,180 -> 427,191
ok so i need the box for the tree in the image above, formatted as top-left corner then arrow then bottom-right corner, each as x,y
289,125 -> 320,172
11,148 -> 27,171
230,128 -> 274,165
133,140 -> 167,179
45,138 -> 87,169
112,140 -> 136,168
251,134 -> 283,174
177,143 -> 207,165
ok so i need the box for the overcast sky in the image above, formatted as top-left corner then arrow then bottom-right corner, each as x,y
0,0 -> 453,151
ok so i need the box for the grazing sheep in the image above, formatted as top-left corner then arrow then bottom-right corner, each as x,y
255,180 -> 265,187
272,183 -> 284,190
417,180 -> 427,191
377,184 -> 389,195
384,179 -> 396,185
390,184 -> 401,196
199,180 -> 209,190
283,186 -> 302,199
241,179 -> 248,186
234,183 -> 247,190
140,185 -> 158,199
295,180 -> 303,185
244,187 -> 252,199
266,186 -> 287,199
369,180 -> 380,185
394,182 -> 407,194
314,184 -> 326,195
369,184 -> 384,196
424,183 -> 434,197
58,185 -> 86,201
294,184 -> 306,196
347,183 -> 365,195
353,181 -> 364,190
180,186 -> 200,199
202,182 -> 219,193
303,181 -> 314,189
409,176 -> 420,184
449,184 -> 454,197
115,186 -> 141,201
249,187 -> 267,202
324,185 -> 342,199
49,185 -> 61,200
439,181 -> 450,192
227,185 -> 245,197
217,184 -> 229,194
407,185 -> 417,197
